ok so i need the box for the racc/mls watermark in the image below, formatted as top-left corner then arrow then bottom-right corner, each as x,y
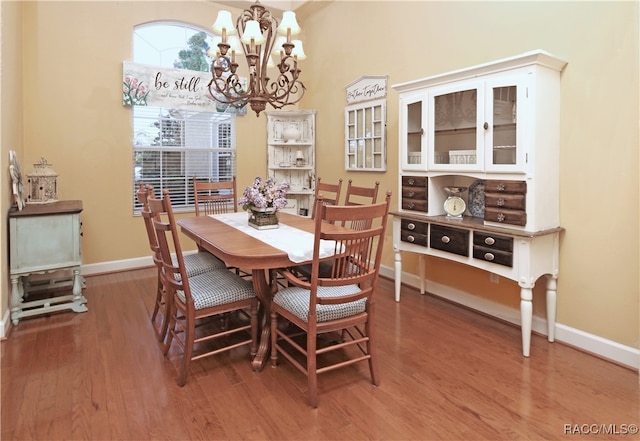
563,424 -> 639,436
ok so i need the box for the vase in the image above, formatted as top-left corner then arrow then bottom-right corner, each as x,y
282,125 -> 301,143
248,207 -> 279,230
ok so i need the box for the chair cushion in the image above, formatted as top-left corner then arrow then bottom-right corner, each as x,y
273,285 -> 365,323
180,251 -> 227,276
176,269 -> 255,310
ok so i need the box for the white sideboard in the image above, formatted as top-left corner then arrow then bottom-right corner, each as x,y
391,50 -> 567,357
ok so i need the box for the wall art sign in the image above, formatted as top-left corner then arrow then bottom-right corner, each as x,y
345,75 -> 388,104
122,61 -> 246,114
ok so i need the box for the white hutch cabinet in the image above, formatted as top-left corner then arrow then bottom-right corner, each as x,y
266,110 -> 316,216
391,50 -> 567,357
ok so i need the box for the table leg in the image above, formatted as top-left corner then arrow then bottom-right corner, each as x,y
250,268 -> 276,371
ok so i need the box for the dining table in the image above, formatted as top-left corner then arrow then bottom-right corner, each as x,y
177,211 -> 342,371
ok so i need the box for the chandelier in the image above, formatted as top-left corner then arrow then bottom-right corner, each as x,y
208,1 -> 306,116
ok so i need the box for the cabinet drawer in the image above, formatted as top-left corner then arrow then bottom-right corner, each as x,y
485,180 -> 526,194
484,207 -> 527,226
402,199 -> 428,212
485,193 -> 525,211
401,176 -> 428,212
430,225 -> 469,257
402,176 -> 428,188
401,230 -> 428,247
402,187 -> 427,200
473,232 -> 513,252
472,246 -> 513,267
401,219 -> 428,234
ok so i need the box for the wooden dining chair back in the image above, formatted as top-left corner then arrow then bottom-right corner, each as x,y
311,177 -> 343,221
148,189 -> 259,386
271,191 -> 392,407
137,184 -> 226,343
194,177 -> 237,216
342,179 -> 380,230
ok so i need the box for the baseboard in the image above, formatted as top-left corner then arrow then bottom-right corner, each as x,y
379,266 -> 639,371
3,258 -> 637,371
81,256 -> 154,276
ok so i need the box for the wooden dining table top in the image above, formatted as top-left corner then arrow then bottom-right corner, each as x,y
177,212 -> 320,270
178,211 -> 327,371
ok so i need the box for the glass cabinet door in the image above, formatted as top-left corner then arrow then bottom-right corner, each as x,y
485,76 -> 524,171
428,82 -> 483,170
399,92 -> 426,169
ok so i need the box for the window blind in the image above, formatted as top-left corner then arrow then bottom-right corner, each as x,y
133,106 -> 236,213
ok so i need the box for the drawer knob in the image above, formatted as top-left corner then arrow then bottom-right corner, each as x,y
497,198 -> 505,206
441,235 -> 450,244
484,252 -> 495,261
408,202 -> 415,209
496,183 -> 506,191
484,237 -> 495,246
407,235 -> 415,243
408,191 -> 415,197
497,213 -> 506,222
408,178 -> 415,186
407,223 -> 416,231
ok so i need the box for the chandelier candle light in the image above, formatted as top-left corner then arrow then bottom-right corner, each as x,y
208,1 -> 306,116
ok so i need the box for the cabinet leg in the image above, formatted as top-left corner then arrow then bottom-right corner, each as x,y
418,254 -> 425,295
520,286 -> 533,357
546,275 -> 557,343
10,275 -> 23,325
71,268 -> 88,312
394,251 -> 402,302
72,269 -> 82,297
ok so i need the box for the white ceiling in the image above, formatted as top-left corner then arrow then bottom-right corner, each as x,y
212,1 -> 309,13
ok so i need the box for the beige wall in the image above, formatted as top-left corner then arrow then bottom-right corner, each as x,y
1,1 -> 638,350
1,1 -> 24,330
297,0 -> 639,349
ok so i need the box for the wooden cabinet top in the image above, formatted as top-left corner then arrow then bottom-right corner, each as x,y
9,200 -> 83,218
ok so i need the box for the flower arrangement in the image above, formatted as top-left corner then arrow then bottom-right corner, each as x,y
239,176 -> 289,212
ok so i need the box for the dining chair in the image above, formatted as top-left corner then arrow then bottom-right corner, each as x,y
343,180 -> 380,229
193,177 -> 251,279
148,189 -> 259,387
137,184 -> 227,343
310,177 -> 343,221
270,191 -> 392,407
295,179 -> 380,281
193,177 -> 237,216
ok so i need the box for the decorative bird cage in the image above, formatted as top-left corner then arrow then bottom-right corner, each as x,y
27,157 -> 58,204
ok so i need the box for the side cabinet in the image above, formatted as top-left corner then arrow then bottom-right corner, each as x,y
9,200 -> 87,324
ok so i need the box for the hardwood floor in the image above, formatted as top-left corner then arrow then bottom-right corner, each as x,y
2,267 -> 638,440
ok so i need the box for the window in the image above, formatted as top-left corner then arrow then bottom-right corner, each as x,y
132,22 -> 236,213
345,99 -> 386,171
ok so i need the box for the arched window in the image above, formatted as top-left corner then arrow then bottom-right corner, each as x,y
131,21 -> 236,213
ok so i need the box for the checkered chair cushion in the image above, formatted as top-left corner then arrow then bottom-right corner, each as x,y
273,284 -> 365,323
179,252 -> 227,276
176,269 -> 256,310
